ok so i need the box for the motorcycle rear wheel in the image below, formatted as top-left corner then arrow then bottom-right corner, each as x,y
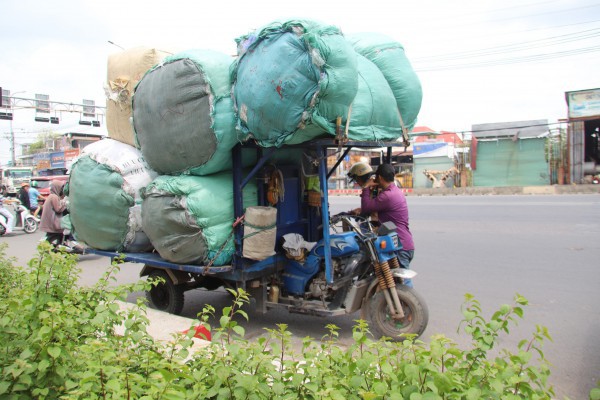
368,285 -> 429,341
24,218 -> 38,234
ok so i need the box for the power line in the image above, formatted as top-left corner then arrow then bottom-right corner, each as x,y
415,44 -> 600,71
413,27 -> 600,62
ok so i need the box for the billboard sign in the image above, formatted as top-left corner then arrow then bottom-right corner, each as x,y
566,88 -> 600,119
50,151 -> 65,168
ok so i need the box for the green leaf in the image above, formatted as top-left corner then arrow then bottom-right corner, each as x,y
47,346 -> 61,359
513,307 -> 524,318
373,381 -> 388,395
462,310 -> 477,321
159,368 -> 176,381
232,325 -> 245,337
590,387 -> 600,400
466,387 -> 481,400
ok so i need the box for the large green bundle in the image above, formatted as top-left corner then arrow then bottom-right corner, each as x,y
231,20 -> 358,147
343,54 -> 404,141
142,173 -> 257,265
69,139 -> 158,252
346,33 -> 422,132
132,49 -> 238,175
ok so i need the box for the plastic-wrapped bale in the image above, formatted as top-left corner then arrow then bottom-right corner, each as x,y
69,139 -> 158,252
106,47 -> 172,147
142,173 -> 257,266
346,33 -> 422,132
342,53 -> 406,141
232,20 -> 358,147
132,49 -> 238,176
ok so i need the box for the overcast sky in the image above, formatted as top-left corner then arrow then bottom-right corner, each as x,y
1,0 -> 599,164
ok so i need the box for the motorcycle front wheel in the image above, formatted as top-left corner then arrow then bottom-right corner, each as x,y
368,285 -> 429,341
24,217 -> 38,234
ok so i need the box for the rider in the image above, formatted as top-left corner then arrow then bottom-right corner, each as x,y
353,163 -> 415,287
28,181 -> 45,219
0,194 -> 16,235
39,180 -> 67,244
18,183 -> 31,211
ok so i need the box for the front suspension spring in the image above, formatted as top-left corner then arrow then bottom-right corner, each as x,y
381,260 -> 396,289
388,256 -> 400,270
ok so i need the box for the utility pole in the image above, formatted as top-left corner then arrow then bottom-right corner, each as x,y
10,118 -> 15,165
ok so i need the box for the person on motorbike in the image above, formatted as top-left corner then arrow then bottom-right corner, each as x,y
39,180 -> 67,244
18,183 -> 31,211
0,195 -> 16,235
28,181 -> 45,219
353,163 -> 415,287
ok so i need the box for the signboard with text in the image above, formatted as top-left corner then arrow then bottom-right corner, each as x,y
566,88 -> 600,119
50,151 -> 65,169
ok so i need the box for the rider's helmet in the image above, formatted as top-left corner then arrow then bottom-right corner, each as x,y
30,181 -> 37,188
347,162 -> 373,183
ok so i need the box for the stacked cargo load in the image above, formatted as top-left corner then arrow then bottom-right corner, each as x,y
231,20 -> 422,147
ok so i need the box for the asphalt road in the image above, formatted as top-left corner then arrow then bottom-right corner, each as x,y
2,194 -> 599,399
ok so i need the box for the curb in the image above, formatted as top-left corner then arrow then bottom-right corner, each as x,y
116,301 -> 211,348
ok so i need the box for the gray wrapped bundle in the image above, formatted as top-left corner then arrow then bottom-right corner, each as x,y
133,49 -> 238,175
142,173 -> 257,266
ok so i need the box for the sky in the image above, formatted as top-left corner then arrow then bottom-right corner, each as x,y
1,0 -> 599,165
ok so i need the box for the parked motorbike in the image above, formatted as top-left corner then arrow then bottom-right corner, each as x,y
0,199 -> 38,235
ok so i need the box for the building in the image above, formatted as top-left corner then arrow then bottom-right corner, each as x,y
565,88 -> 600,184
18,132 -> 105,173
411,127 -> 465,188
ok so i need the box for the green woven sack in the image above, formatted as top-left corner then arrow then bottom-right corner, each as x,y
133,49 -> 238,175
347,33 -> 422,132
69,139 -> 157,252
142,173 -> 257,266
232,20 -> 358,147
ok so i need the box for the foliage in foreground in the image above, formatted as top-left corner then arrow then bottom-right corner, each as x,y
0,242 -> 572,399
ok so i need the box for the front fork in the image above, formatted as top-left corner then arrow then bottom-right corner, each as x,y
367,243 -> 405,319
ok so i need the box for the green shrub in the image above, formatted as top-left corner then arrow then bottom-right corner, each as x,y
0,243 -> 562,399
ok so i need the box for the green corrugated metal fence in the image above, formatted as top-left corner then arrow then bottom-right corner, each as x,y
473,138 -> 548,187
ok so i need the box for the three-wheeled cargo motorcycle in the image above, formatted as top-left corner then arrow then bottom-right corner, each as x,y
90,139 -> 428,340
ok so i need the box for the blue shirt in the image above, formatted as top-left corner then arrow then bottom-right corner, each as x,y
29,187 -> 41,208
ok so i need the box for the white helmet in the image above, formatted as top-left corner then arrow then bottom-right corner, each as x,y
347,162 -> 373,182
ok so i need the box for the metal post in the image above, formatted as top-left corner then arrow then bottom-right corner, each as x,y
317,145 -> 334,284
10,119 -> 16,165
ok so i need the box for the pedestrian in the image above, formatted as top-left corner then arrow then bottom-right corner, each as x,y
28,181 -> 45,219
353,163 -> 416,287
39,180 -> 67,244
0,195 -> 16,235
18,182 -> 31,210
